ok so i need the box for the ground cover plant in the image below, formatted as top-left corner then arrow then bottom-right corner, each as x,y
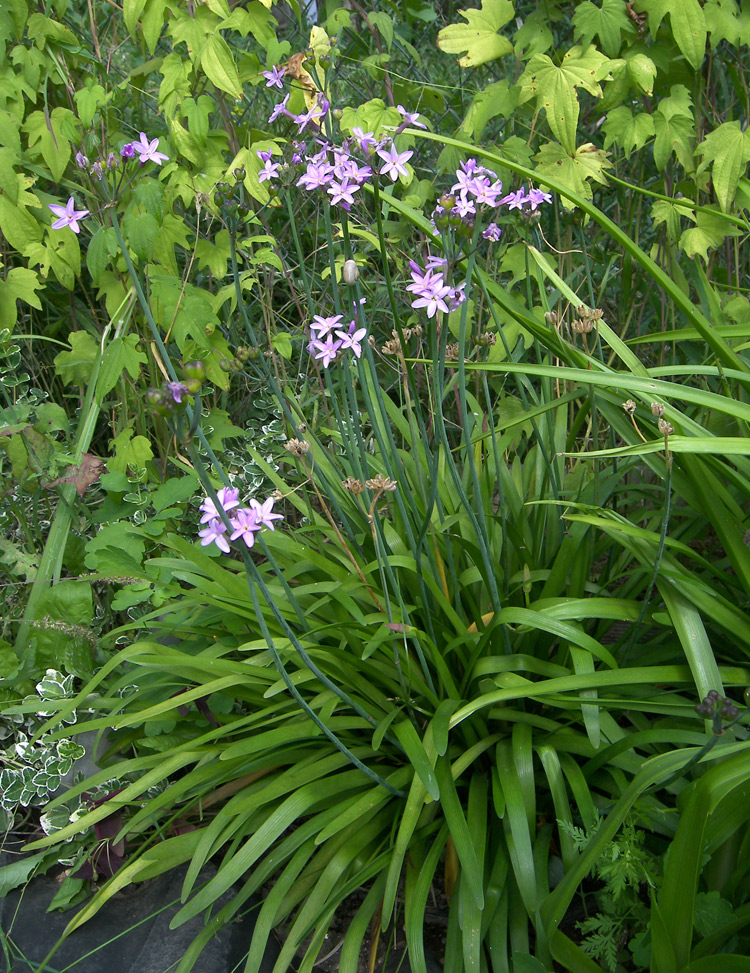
2,1 -> 750,971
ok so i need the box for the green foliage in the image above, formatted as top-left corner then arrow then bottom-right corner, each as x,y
2,1 -> 750,971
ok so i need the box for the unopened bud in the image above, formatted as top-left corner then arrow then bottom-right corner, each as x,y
342,259 -> 359,285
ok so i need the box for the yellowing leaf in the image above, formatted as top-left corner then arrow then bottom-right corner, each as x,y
437,0 -> 514,68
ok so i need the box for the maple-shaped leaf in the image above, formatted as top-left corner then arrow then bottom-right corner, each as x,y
634,0 -> 707,69
572,0 -> 631,58
696,121 -> 750,212
534,141 -> 613,209
437,0 -> 514,67
704,0 -> 742,47
680,208 -> 741,261
518,45 -> 611,153
652,85 -> 695,170
603,106 -> 654,154
45,454 -> 106,496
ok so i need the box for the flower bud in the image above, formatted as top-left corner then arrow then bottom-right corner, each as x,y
342,259 -> 359,285
183,360 -> 206,381
234,167 -> 246,181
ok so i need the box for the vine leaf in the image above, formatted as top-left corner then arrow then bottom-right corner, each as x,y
635,0 -> 707,69
697,120 -> 750,212
437,0 -> 514,67
518,45 -> 611,153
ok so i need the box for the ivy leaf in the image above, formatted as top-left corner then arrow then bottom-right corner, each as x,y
635,0 -> 707,69
340,98 -> 401,137
514,11 -> 554,58
652,85 -> 695,170
704,0 -> 742,47
0,267 -> 43,328
534,141 -> 613,209
437,0 -> 514,67
680,208 -> 740,262
651,199 -> 684,242
97,334 -> 148,403
696,121 -> 750,212
602,106 -> 654,153
86,226 -> 119,282
460,80 -> 518,140
107,426 -> 155,475
572,0 -> 630,58
54,331 -> 99,387
518,46 -> 611,153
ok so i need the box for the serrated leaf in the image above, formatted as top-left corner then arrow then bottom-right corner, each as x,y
201,33 -> 242,99
572,0 -> 630,57
696,120 -> 750,212
0,267 -> 43,328
437,0 -> 515,67
518,46 -> 611,153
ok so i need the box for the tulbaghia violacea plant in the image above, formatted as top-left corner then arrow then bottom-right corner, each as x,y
197,487 -> 283,553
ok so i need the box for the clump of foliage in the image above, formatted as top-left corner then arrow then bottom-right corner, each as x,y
2,1 -> 750,972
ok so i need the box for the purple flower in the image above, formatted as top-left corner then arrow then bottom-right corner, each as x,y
297,161 -> 334,190
168,381 -> 189,404
90,160 -> 104,180
327,178 -> 359,209
294,94 -> 329,133
229,507 -> 261,548
75,151 -> 89,169
351,126 -> 378,153
500,187 -> 529,211
258,158 -> 282,183
377,143 -> 413,182
48,197 -> 89,234
199,487 -> 241,524
483,222 -> 502,242
106,152 -> 119,170
198,517 -> 231,554
263,65 -> 287,89
335,323 -> 367,358
310,313 -> 343,337
131,132 -> 169,165
396,105 -> 427,129
526,187 -> 553,211
310,333 -> 342,368
269,94 -> 293,124
407,263 -> 452,318
249,496 -> 283,530
120,143 -> 136,158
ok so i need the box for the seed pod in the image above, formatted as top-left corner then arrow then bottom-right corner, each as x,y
342,259 -> 359,285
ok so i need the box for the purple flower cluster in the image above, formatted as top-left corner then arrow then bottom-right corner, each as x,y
406,257 -> 466,319
307,313 -> 367,368
198,487 -> 283,553
431,159 -> 553,232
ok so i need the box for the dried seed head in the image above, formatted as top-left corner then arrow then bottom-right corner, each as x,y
544,310 -> 559,326
651,402 -> 665,418
365,474 -> 397,492
658,418 -> 674,437
445,343 -> 460,361
285,438 -> 310,456
623,399 -> 637,415
342,476 -> 365,494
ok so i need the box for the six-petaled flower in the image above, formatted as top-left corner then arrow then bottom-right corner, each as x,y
131,132 -> 169,166
49,197 -> 89,234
